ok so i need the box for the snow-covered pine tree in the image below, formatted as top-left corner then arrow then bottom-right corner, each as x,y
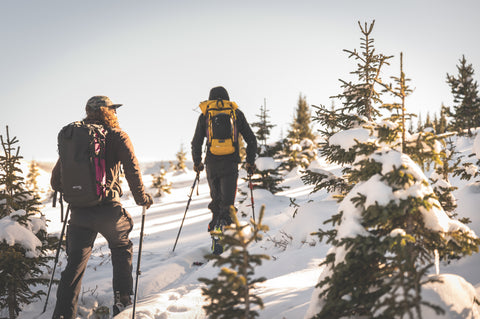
446,55 -> 480,136
430,138 -> 460,219
199,206 -> 270,319
251,98 -> 276,157
330,20 -> 392,122
283,94 -> 317,170
26,160 -> 40,196
151,164 -> 172,197
307,53 -> 480,319
436,106 -> 448,134
0,126 -> 56,319
303,20 -> 391,198
248,157 -> 286,194
287,94 -> 315,142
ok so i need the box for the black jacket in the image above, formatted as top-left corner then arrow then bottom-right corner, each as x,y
191,108 -> 257,165
51,122 -> 150,207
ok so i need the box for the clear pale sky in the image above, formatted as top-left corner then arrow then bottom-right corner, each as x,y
1,0 -> 479,162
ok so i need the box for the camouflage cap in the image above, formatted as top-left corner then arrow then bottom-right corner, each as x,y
86,96 -> 123,111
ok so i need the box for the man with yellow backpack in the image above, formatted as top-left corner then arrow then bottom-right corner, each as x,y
191,86 -> 257,254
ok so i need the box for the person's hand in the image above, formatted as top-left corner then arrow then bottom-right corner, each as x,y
246,162 -> 256,176
144,193 -> 153,209
194,162 -> 204,173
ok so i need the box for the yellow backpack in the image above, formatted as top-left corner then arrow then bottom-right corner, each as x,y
199,99 -> 239,156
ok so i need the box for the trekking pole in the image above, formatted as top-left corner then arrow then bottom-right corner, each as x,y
172,172 -> 200,252
42,199 -> 70,314
248,174 -> 256,223
132,205 -> 147,319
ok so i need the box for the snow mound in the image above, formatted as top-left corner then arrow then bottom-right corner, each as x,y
422,274 -> 480,318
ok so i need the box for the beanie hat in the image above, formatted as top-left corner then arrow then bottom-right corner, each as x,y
208,86 -> 230,101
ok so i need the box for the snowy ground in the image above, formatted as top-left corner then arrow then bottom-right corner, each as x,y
13,141 -> 480,318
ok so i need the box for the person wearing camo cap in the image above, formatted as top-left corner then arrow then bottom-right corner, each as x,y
50,95 -> 153,318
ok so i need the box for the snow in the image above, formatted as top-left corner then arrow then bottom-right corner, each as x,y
255,157 -> 280,171
329,127 -> 373,150
2,134 -> 479,318
0,213 -> 44,258
422,274 -> 480,318
289,143 -> 302,152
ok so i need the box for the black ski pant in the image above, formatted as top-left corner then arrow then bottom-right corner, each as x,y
52,202 -> 133,319
206,160 -> 238,231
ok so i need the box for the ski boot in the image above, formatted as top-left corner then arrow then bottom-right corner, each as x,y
113,291 -> 132,316
210,224 -> 224,255
93,306 -> 110,319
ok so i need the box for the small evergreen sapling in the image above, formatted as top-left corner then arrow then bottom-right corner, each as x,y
151,165 -> 172,197
0,126 -> 56,319
199,206 -> 270,319
26,160 -> 40,197
251,98 -> 276,157
175,144 -> 187,171
304,20 -> 391,199
446,55 -> 480,136
287,94 -> 315,142
247,157 -> 286,194
283,94 -> 318,170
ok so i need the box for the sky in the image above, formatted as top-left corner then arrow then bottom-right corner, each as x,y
2,0 -> 480,162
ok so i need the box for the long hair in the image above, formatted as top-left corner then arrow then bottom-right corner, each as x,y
84,106 -> 120,128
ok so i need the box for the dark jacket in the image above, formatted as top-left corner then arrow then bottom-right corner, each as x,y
51,123 -> 150,206
191,107 -> 257,165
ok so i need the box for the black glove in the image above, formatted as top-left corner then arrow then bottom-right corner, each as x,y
246,162 -> 256,175
194,162 -> 204,173
144,193 -> 153,209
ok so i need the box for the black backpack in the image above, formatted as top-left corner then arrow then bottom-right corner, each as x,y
57,121 -> 108,207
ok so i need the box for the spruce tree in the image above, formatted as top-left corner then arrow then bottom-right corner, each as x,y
0,126 -> 56,319
199,206 -> 270,319
330,20 -> 392,121
308,53 -> 480,319
287,94 -> 314,142
446,55 -> 480,136
251,98 -> 276,156
430,138 -> 460,219
26,160 -> 40,197
151,165 -> 172,197
283,94 -> 318,170
175,144 -> 187,171
303,20 -> 391,197
437,106 -> 448,134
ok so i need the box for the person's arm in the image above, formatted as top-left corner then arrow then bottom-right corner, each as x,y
191,114 -> 206,165
116,130 -> 151,206
237,110 -> 257,164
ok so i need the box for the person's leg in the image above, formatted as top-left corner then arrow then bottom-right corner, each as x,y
218,162 -> 239,225
52,224 -> 97,319
206,163 -> 222,231
97,204 -> 134,300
